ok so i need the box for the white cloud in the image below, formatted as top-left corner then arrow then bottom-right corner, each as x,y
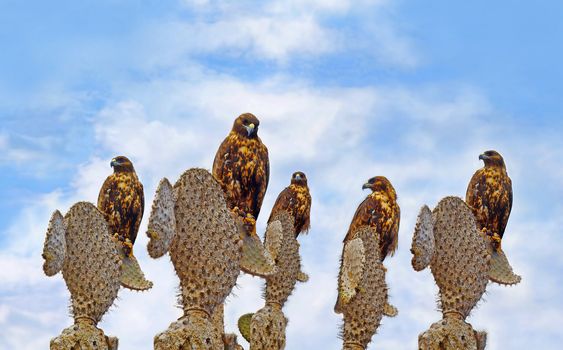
141,0 -> 416,66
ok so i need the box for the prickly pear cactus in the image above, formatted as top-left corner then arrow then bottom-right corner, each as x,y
335,226 -> 387,350
237,211 -> 308,350
412,197 -> 490,350
43,202 -> 121,350
147,169 -> 242,350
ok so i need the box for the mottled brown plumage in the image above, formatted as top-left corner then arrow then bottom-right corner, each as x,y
344,176 -> 400,262
97,156 -> 144,256
212,113 -> 270,230
268,171 -> 312,237
466,150 -> 512,251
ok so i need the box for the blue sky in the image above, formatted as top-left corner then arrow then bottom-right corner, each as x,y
1,0 -> 563,349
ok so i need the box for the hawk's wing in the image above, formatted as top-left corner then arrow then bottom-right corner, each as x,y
466,168 -> 513,239
344,194 -> 400,261
97,173 -> 144,245
251,139 -> 269,219
269,184 -> 311,237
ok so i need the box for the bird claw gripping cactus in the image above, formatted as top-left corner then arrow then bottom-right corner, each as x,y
237,211 -> 305,350
412,197 -> 490,350
42,202 -> 121,350
335,227 -> 388,350
146,169 -> 242,350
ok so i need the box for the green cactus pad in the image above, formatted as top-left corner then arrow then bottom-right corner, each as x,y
237,313 -> 253,343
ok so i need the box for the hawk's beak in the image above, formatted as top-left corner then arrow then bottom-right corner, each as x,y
362,183 -> 371,190
479,154 -> 489,161
244,123 -> 255,136
295,174 -> 302,180
110,159 -> 118,167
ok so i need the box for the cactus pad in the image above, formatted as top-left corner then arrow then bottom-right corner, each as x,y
411,205 -> 434,271
248,304 -> 288,350
169,168 -> 241,314
338,226 -> 387,349
488,244 -> 521,285
119,252 -> 153,291
264,211 -> 300,306
146,177 -> 176,259
264,220 -> 284,261
335,237 -> 365,313
237,313 -> 253,343
43,210 -> 66,276
239,224 -> 277,277
61,202 -> 121,324
383,302 -> 398,317
430,197 -> 489,319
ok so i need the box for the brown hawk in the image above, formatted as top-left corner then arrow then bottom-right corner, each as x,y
97,156 -> 144,256
268,171 -> 312,238
344,176 -> 400,262
212,113 -> 270,232
466,150 -> 513,251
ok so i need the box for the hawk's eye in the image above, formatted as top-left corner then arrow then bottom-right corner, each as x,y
242,119 -> 248,125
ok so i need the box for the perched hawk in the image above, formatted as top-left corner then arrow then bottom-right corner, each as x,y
212,113 -> 270,231
466,150 -> 513,251
97,156 -> 144,256
344,176 -> 400,262
268,171 -> 312,238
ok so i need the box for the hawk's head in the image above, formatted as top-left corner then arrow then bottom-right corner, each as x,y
110,156 -> 135,173
479,150 -> 505,168
232,113 -> 260,138
290,171 -> 308,186
362,176 -> 397,199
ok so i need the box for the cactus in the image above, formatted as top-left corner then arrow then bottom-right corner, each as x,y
486,238 -> 521,286
42,202 -> 121,350
237,211 -> 307,349
411,197 -> 490,350
334,226 -> 388,350
147,168 -> 243,349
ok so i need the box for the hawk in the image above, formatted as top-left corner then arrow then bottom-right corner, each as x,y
268,171 -> 312,238
344,176 -> 400,262
97,156 -> 144,256
466,150 -> 513,251
212,113 -> 270,232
